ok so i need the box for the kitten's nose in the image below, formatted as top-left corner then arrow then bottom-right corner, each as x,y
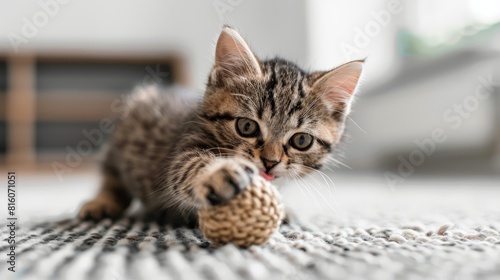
260,156 -> 280,171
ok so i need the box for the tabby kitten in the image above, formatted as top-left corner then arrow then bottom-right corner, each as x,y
79,27 -> 364,226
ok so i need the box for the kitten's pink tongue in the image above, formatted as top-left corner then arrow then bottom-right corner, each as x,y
260,171 -> 275,181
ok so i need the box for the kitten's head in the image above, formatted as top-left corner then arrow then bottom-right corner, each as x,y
202,27 -> 363,180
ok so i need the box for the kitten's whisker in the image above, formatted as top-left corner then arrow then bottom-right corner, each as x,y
293,171 -> 321,206
346,116 -> 367,134
314,169 -> 338,202
300,165 -> 336,189
328,157 -> 352,170
300,175 -> 324,207
289,172 -> 315,208
204,147 -> 251,159
299,165 -> 339,215
315,170 -> 338,206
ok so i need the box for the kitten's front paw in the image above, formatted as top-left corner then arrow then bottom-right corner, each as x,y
195,158 -> 258,206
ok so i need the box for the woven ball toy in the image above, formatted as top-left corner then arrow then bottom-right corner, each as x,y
198,176 -> 284,247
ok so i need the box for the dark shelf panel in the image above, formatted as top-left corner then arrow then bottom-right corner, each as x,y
35,121 -> 110,153
0,122 -> 6,154
0,60 -> 7,93
36,61 -> 174,93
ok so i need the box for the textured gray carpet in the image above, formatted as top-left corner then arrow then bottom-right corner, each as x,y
3,174 -> 500,279
1,214 -> 500,280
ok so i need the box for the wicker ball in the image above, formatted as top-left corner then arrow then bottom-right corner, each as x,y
198,176 -> 284,247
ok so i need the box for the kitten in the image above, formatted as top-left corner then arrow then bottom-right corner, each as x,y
79,26 -> 364,226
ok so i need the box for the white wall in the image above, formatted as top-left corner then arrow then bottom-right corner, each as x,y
305,0 -> 403,85
0,0 -> 308,90
0,0 -> 398,90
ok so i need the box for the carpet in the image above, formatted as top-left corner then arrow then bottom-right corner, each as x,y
2,173 -> 500,280
1,213 -> 500,280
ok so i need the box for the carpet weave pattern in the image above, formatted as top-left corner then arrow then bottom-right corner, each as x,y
1,215 -> 500,280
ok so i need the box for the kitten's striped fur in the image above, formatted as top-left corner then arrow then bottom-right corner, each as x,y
79,27 -> 364,226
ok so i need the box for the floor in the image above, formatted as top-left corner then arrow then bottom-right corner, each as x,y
1,171 -> 499,280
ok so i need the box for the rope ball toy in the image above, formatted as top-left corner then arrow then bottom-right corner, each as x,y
198,176 -> 284,247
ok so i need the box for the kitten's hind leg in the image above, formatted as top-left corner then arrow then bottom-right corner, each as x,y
78,172 -> 132,220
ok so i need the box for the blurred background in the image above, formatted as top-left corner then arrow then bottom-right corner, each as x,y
0,0 -> 499,219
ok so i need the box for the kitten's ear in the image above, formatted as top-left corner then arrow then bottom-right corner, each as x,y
310,60 -> 364,119
213,27 -> 262,81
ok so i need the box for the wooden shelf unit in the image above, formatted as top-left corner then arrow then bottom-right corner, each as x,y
0,52 -> 187,169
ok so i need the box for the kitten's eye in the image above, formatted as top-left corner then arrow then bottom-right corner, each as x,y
289,133 -> 313,151
236,118 -> 259,137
